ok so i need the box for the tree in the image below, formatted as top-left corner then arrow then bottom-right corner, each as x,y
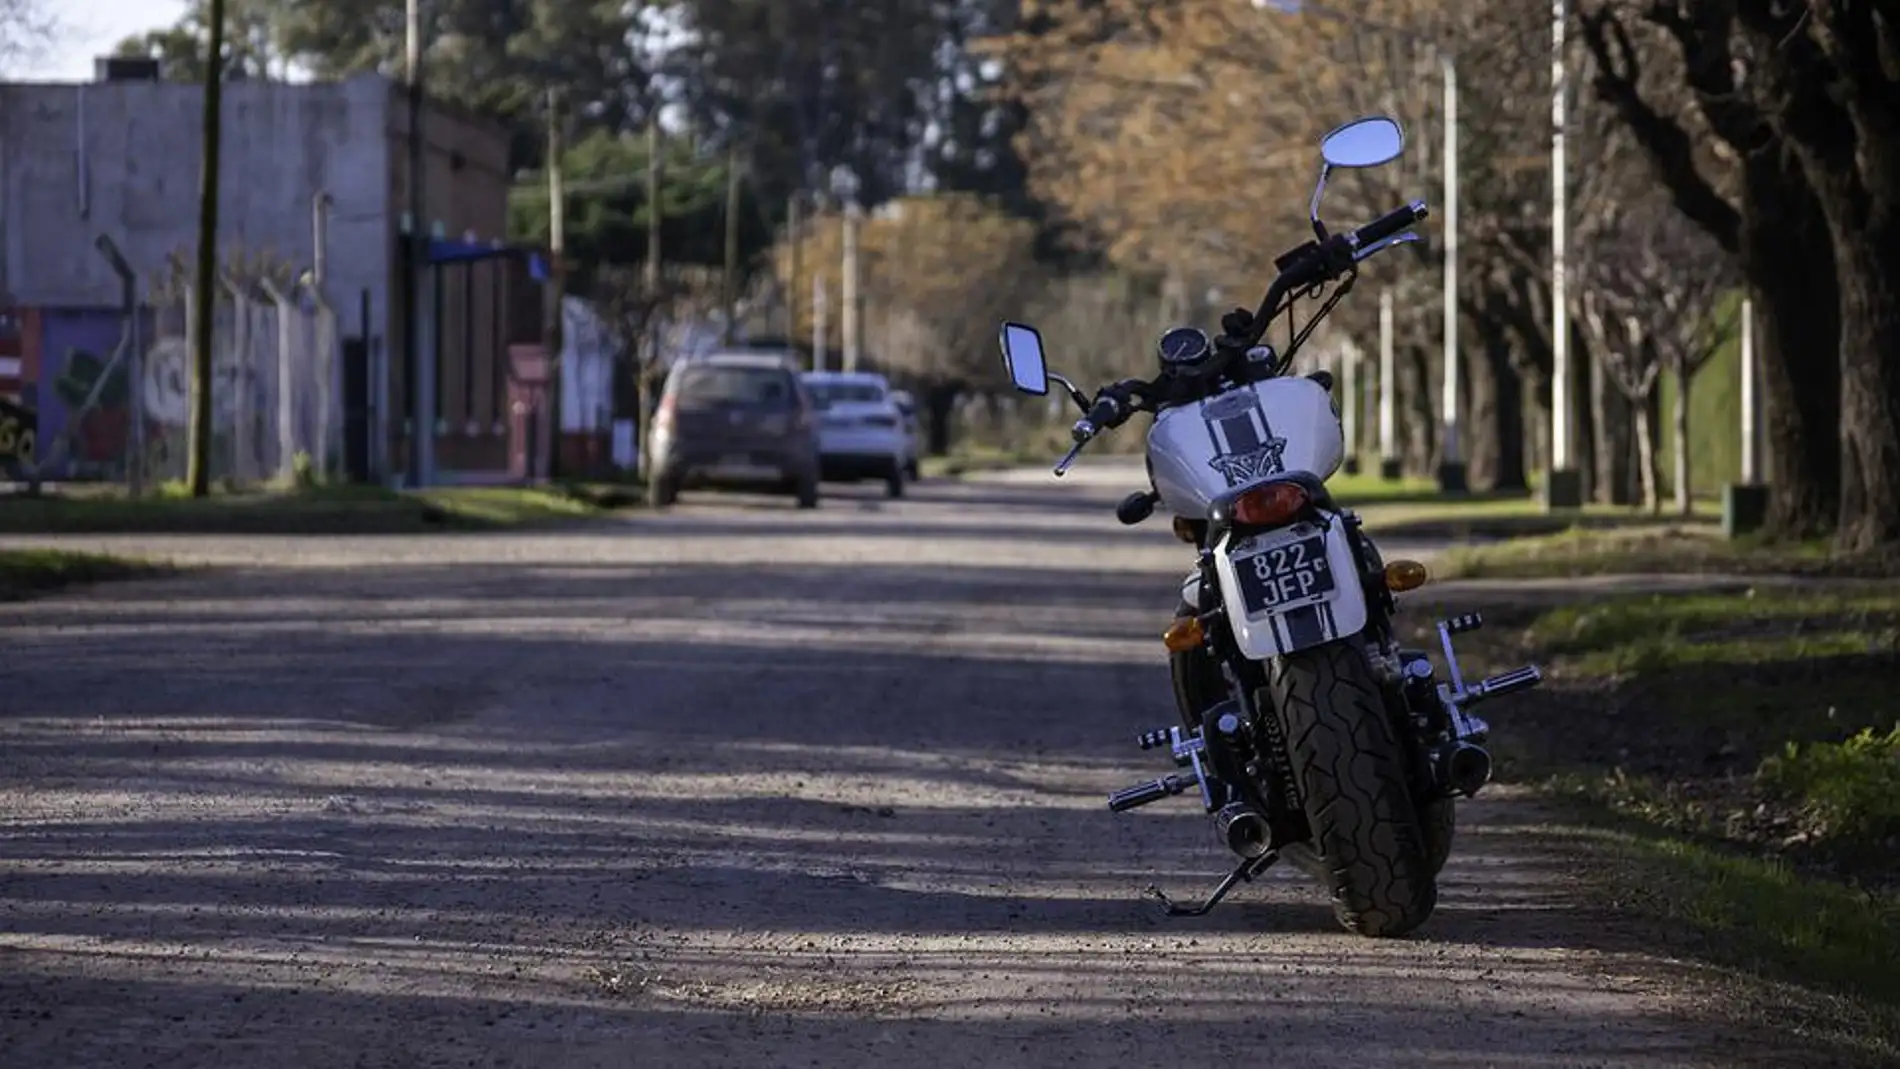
1576,195 -> 1736,514
0,0 -> 52,75
508,130 -> 775,294
115,0 -> 287,81
1727,0 -> 1900,552
666,0 -> 951,206
117,0 -> 659,172
1579,1 -> 1845,541
777,193 -> 1040,452
996,0 -> 1629,490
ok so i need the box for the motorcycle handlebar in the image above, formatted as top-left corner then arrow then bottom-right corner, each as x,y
1234,199 -> 1430,349
1353,200 -> 1429,251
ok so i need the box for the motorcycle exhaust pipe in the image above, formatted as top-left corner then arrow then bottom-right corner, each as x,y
1215,802 -> 1273,858
1436,742 -> 1493,797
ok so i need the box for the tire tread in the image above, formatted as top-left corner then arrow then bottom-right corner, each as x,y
1264,640 -> 1436,936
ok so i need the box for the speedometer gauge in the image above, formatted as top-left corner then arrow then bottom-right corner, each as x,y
1157,326 -> 1213,368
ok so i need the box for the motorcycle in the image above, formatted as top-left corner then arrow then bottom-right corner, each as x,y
995,116 -> 1543,937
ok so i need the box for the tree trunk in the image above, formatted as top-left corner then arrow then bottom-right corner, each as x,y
1399,344 -> 1434,476
1635,388 -> 1661,513
924,382 -> 959,456
1823,216 -> 1900,551
1570,317 -> 1596,503
1589,342 -> 1634,505
1465,307 -> 1528,492
1672,351 -> 1692,517
1739,155 -> 1841,538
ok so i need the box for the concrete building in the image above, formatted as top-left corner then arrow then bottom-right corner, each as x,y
0,61 -> 542,484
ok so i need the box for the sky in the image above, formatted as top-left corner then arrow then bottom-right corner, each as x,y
14,0 -> 187,81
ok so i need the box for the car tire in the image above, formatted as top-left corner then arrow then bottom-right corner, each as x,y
795,475 -> 820,509
648,474 -> 679,509
905,457 -> 920,481
884,460 -> 905,499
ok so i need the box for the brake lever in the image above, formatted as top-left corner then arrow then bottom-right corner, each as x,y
1353,231 -> 1422,263
1053,438 -> 1087,477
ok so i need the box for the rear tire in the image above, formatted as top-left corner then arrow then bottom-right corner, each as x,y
885,461 -> 905,499
1263,639 -> 1437,937
1422,797 -> 1455,876
795,476 -> 820,509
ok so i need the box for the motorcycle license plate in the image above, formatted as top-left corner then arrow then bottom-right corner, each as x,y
1233,531 -> 1335,615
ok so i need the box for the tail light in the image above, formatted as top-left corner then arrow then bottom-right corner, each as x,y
1231,481 -> 1309,527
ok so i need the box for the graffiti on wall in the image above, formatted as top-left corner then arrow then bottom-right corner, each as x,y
33,308 -> 143,479
0,311 -> 31,479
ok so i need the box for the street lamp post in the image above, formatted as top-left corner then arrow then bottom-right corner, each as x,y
1437,53 -> 1467,494
1545,0 -> 1583,508
1379,288 -> 1400,480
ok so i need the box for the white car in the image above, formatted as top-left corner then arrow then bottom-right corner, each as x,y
801,370 -> 909,498
888,388 -> 925,479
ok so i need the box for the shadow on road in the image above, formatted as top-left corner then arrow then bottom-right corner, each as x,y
0,512 -> 1857,1067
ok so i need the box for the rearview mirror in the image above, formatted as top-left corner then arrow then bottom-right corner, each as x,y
1320,116 -> 1405,169
998,322 -> 1049,396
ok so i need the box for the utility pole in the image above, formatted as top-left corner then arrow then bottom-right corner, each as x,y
722,143 -> 741,345
1437,53 -> 1467,494
842,202 -> 861,372
1724,296 -> 1769,535
1740,298 -> 1758,484
544,87 -> 567,481
1379,288 -> 1399,480
786,195 -> 802,343
187,0 -> 227,497
312,191 -> 334,480
645,120 -> 662,293
1341,338 -> 1360,475
1546,0 -> 1581,508
812,273 -> 828,373
404,0 -> 428,488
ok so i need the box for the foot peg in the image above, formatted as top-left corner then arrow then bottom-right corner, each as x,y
1146,850 -> 1280,917
1108,773 -> 1194,813
1468,664 -> 1542,703
1433,613 -> 1542,708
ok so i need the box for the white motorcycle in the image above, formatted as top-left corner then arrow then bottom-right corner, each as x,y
997,116 -> 1543,937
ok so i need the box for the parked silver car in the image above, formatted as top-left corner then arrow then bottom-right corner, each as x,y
646,353 -> 820,508
889,388 -> 925,480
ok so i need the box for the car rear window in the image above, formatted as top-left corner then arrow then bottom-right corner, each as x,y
673,366 -> 795,407
807,382 -> 885,408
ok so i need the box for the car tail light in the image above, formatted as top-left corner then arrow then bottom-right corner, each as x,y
1231,482 -> 1309,527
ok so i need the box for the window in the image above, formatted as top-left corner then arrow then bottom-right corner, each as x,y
673,366 -> 794,407
806,381 -> 886,408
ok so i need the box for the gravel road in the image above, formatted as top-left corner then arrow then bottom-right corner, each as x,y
0,468 -> 1831,1067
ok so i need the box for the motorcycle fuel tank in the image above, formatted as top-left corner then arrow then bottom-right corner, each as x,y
1147,377 -> 1345,519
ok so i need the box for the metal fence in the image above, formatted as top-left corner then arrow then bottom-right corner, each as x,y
11,262 -> 342,491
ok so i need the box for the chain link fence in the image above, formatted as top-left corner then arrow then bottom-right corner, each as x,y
10,253 -> 343,491
142,272 -> 341,488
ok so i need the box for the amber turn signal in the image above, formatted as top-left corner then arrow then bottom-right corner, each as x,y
1384,559 -> 1429,592
1163,615 -> 1205,652
1171,516 -> 1198,543
1231,482 -> 1309,526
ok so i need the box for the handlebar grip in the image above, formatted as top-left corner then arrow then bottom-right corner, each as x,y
1108,775 -> 1185,813
1353,200 -> 1429,249
1084,394 -> 1122,430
